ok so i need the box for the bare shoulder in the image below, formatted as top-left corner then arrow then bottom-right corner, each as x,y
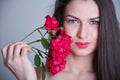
34,67 -> 64,80
34,67 -> 50,80
34,67 -> 71,80
34,67 -> 96,80
34,67 -> 41,80
34,67 -> 52,80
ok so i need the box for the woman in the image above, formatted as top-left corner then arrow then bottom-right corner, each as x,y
1,0 -> 120,80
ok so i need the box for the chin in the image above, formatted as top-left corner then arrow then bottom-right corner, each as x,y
70,48 -> 95,57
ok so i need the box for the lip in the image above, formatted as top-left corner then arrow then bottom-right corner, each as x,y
75,42 -> 90,49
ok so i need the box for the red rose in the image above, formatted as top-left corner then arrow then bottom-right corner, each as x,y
50,30 -> 71,58
47,58 -> 66,74
44,15 -> 59,34
47,30 -> 71,74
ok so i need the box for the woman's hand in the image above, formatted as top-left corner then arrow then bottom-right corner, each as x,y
1,42 -> 37,80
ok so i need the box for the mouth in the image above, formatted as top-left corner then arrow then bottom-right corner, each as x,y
75,42 -> 90,49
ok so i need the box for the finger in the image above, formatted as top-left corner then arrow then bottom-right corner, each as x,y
7,42 -> 27,61
1,43 -> 12,61
20,46 -> 32,58
13,43 -> 31,58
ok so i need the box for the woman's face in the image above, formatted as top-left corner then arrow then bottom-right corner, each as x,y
63,0 -> 99,56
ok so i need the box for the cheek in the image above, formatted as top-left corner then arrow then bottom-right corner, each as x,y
91,29 -> 98,41
63,23 -> 78,37
64,27 -> 78,37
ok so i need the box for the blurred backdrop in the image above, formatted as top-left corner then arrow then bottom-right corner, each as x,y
0,0 -> 120,80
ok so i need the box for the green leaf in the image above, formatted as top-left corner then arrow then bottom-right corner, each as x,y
37,29 -> 44,37
28,39 -> 41,45
42,63 -> 46,80
41,38 -> 49,49
36,49 -> 44,58
34,54 -> 41,67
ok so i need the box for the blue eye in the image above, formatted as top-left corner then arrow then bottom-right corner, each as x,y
90,21 -> 100,25
68,19 -> 79,24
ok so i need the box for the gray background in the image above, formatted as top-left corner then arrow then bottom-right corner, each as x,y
0,0 -> 120,80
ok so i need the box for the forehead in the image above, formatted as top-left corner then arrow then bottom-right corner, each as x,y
64,0 -> 99,19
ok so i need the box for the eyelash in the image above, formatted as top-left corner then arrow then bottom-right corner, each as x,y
67,19 -> 100,26
68,19 -> 79,24
90,21 -> 100,25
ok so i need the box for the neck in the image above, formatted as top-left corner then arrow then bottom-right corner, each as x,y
65,53 -> 95,74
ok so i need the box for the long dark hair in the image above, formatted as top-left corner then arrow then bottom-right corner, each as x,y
53,0 -> 120,80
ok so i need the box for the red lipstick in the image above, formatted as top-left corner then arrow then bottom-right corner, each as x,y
75,42 -> 90,49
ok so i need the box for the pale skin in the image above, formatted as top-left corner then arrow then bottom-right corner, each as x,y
1,0 -> 99,80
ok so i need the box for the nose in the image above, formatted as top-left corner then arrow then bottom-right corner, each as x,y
77,24 -> 88,39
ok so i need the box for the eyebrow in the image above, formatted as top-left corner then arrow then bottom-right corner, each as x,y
65,15 -> 79,20
65,15 -> 100,20
90,17 -> 100,20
